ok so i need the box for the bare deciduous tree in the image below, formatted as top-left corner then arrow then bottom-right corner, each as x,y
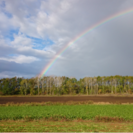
84,77 -> 89,95
54,76 -> 63,95
35,76 -> 40,95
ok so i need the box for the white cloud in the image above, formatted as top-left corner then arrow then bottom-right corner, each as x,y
11,33 -> 32,47
0,55 -> 40,64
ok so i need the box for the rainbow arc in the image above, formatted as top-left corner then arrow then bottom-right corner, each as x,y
39,7 -> 133,78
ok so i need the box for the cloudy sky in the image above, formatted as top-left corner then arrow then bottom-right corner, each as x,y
0,0 -> 133,79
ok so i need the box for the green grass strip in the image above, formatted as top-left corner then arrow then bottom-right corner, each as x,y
0,104 -> 133,120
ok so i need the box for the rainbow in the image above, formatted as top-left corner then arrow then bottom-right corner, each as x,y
39,7 -> 133,78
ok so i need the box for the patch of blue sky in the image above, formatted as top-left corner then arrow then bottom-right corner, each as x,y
3,10 -> 12,18
26,35 -> 54,50
0,1 -> 12,18
0,0 -> 5,8
45,11 -> 49,16
8,54 -> 18,57
5,29 -> 19,41
26,13 -> 32,18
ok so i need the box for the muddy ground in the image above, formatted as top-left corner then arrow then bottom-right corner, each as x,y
1,96 -> 133,104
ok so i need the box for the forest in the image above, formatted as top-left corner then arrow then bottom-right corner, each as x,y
0,75 -> 133,95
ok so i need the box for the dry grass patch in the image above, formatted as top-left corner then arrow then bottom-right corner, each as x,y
1,100 -> 133,106
95,116 -> 126,122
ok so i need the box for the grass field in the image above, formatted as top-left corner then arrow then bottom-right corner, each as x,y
0,104 -> 133,132
0,104 -> 133,121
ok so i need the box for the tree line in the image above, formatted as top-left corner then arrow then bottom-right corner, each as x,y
0,75 -> 133,95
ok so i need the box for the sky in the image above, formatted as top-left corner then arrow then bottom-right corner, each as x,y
0,0 -> 133,79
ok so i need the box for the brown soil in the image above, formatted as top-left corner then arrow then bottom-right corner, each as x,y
1,95 -> 133,104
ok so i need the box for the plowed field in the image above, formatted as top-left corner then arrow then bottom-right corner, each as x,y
0,96 -> 133,104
